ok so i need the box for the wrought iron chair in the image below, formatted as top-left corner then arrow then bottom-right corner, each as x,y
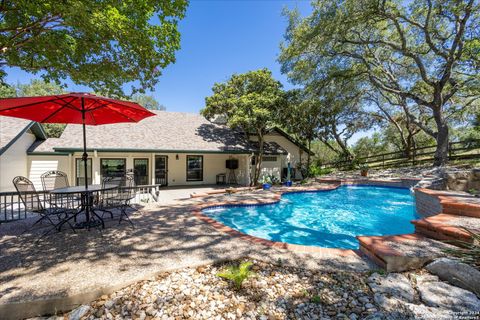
12,176 -> 74,234
41,170 -> 69,191
100,175 -> 136,226
97,176 -> 125,219
41,170 -> 80,216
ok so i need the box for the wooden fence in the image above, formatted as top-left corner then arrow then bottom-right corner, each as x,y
322,139 -> 480,170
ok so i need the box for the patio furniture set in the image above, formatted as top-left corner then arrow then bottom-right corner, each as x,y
13,170 -> 136,237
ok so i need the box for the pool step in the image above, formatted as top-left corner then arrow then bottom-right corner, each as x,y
357,234 -> 457,272
412,213 -> 480,244
442,201 -> 480,218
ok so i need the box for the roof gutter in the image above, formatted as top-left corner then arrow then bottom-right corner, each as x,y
52,147 -> 253,154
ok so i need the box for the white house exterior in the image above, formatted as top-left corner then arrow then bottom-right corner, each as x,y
0,117 -> 47,191
0,111 -> 311,191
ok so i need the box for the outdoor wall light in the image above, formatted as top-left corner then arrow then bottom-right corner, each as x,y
176,154 -> 179,160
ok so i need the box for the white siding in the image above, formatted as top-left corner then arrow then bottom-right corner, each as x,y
250,131 -> 305,180
255,156 -> 283,181
27,155 -> 71,190
0,132 -> 36,191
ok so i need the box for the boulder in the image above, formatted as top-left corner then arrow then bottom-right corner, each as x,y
68,305 -> 90,320
414,274 -> 439,285
367,273 -> 415,302
417,281 -> 480,312
426,258 -> 480,296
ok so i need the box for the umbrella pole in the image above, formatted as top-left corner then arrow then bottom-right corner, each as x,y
81,97 -> 90,223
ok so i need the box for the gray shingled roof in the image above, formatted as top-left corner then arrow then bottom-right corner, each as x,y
30,111 -> 287,154
0,116 -> 41,155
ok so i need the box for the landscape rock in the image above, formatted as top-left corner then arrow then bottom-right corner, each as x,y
367,273 -> 415,302
417,280 -> 480,312
68,305 -> 90,320
426,258 -> 480,296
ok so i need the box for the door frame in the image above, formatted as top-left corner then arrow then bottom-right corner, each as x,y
154,155 -> 168,186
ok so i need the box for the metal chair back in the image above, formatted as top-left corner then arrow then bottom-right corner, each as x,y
41,170 -> 69,192
119,174 -> 135,200
12,176 -> 44,212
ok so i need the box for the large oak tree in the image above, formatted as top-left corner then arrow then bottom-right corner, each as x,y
0,0 -> 187,96
280,0 -> 480,166
202,69 -> 285,185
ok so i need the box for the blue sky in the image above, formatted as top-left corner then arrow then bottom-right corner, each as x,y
6,0 -> 311,113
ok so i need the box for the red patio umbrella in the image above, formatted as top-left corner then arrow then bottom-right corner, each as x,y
0,92 -> 155,226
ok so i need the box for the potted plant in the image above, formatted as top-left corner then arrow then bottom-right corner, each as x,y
360,164 -> 369,177
260,175 -> 272,190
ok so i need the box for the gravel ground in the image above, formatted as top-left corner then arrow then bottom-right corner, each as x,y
63,259 -> 380,320
52,259 -> 479,320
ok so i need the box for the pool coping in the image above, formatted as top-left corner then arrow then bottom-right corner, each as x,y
192,180 -> 417,256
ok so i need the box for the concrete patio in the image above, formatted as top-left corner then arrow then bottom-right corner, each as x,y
0,189 -> 371,319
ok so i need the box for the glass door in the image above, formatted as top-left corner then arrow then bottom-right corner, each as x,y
155,156 -> 168,186
75,158 -> 92,186
134,158 -> 149,185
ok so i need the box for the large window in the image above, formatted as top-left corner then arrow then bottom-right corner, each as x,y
75,158 -> 92,186
186,155 -> 203,181
100,158 -> 126,179
134,158 -> 149,185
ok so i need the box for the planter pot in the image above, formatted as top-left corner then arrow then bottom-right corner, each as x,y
262,183 -> 272,190
360,170 -> 368,177
284,181 -> 292,187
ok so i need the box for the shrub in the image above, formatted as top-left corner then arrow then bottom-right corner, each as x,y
309,165 -> 333,177
444,229 -> 480,270
217,261 -> 255,290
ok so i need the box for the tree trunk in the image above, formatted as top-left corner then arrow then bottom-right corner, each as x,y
253,131 -> 264,185
433,109 -> 449,166
306,139 -> 312,177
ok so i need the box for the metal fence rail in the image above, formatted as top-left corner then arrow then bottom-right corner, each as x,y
0,184 -> 162,224
322,139 -> 480,170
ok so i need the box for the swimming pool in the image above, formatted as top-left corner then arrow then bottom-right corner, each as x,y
202,185 -> 418,249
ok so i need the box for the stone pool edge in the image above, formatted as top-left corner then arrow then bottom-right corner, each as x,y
192,179 -> 422,256
193,183 -> 353,256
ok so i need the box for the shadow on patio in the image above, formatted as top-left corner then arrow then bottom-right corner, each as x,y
0,194 -> 372,318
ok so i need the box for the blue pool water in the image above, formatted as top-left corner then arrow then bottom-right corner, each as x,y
203,186 -> 418,249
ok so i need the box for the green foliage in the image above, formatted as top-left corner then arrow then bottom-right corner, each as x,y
310,140 -> 342,166
130,93 -> 166,111
42,124 -> 66,138
217,261 -> 255,290
444,229 -> 480,270
352,133 -> 390,159
202,69 -> 284,134
202,69 -> 285,185
308,165 -> 332,177
0,0 -> 188,96
310,295 -> 321,304
0,80 -> 67,137
280,0 -> 480,166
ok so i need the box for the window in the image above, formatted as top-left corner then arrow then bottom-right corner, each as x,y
186,155 -> 203,181
134,158 -> 149,185
252,156 -> 277,165
262,156 -> 277,162
75,158 -> 92,186
100,158 -> 126,179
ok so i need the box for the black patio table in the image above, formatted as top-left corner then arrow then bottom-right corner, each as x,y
51,184 -> 117,230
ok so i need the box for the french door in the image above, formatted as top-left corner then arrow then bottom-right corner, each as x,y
155,156 -> 168,186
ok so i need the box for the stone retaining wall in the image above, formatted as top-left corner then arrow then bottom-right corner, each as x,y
414,189 -> 443,217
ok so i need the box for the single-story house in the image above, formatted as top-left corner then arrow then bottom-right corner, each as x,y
0,111 -> 311,191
